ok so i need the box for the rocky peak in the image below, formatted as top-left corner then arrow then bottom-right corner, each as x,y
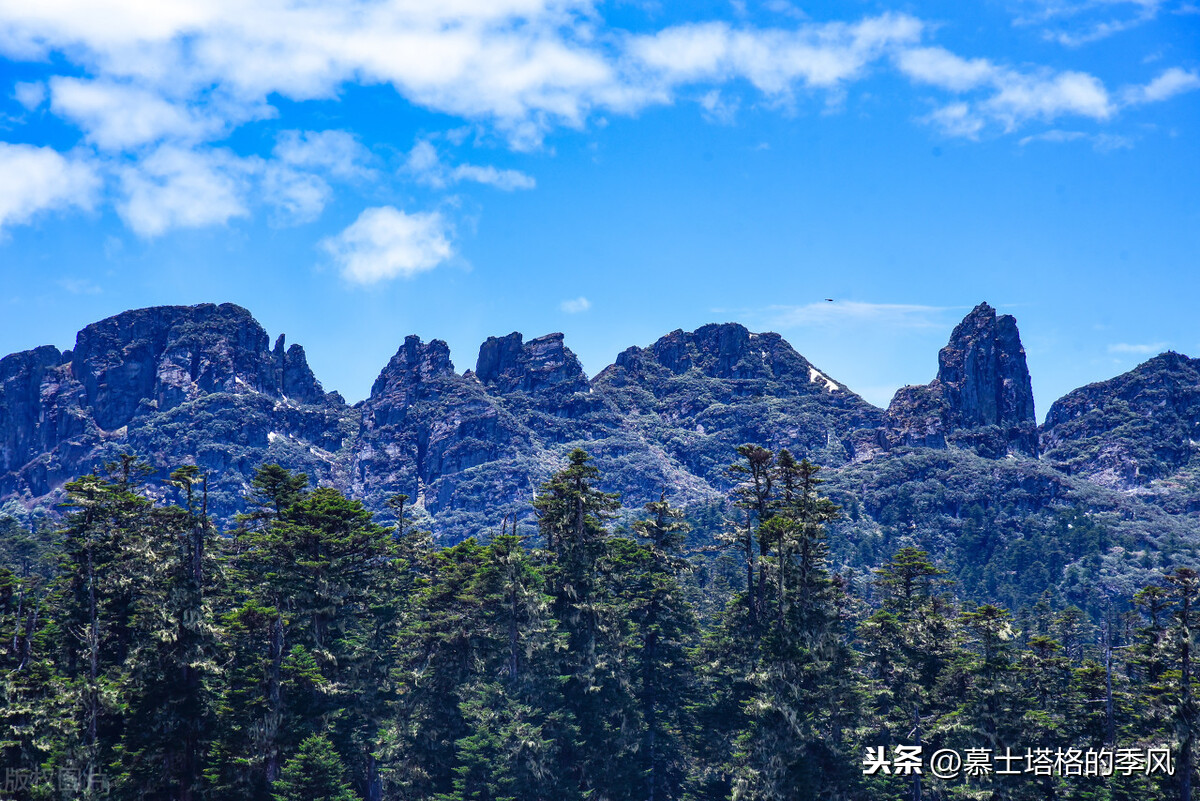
474,332 -> 587,394
650,323 -> 762,378
1041,350 -> 1200,486
272,334 -> 324,403
0,303 -> 345,506
884,303 -> 1038,457
937,303 -> 1035,430
615,322 -> 835,392
69,303 -> 317,430
0,345 -> 82,475
368,335 -> 455,402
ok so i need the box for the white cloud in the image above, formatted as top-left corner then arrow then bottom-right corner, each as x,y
451,163 -> 536,190
897,47 -> 996,92
627,13 -> 923,96
763,0 -> 806,18
1108,341 -> 1168,354
273,129 -> 374,179
1049,18 -> 1143,46
262,167 -> 331,226
405,139 -> 535,191
925,103 -> 985,139
1019,128 -> 1134,150
1123,67 -> 1200,104
560,296 -> 591,313
699,89 -> 739,123
1019,128 -> 1088,145
407,140 -> 445,187
1012,0 -> 1164,46
898,46 -> 1115,136
49,77 -> 230,150
766,301 -> 955,329
262,130 -> 376,224
117,145 -> 251,237
0,142 -> 99,231
12,80 -> 45,110
0,1 -> 1186,161
321,206 -> 454,284
984,70 -> 1113,126
1091,132 -> 1135,151
0,0 -> 1193,237
0,0 -> 625,147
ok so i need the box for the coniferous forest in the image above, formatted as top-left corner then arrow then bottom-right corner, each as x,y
1,0 -> 1196,793
0,447 -> 1195,801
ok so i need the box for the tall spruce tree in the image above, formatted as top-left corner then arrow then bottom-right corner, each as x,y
227,471 -> 404,800
733,454 -> 864,801
629,496 -> 696,801
859,547 -> 954,801
273,733 -> 359,801
532,448 -> 627,798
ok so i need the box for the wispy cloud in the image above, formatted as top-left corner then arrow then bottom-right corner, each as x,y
560,296 -> 591,313
764,301 -> 957,329
1019,128 -> 1134,150
12,81 -> 45,110
899,47 -> 1116,137
117,146 -> 251,237
273,130 -> 375,180
406,139 -> 535,191
0,142 -> 99,232
49,77 -> 237,151
627,13 -> 923,97
1108,341 -> 1168,354
698,89 -> 739,124
1011,0 -> 1165,47
897,47 -> 996,92
264,130 -> 376,225
321,206 -> 454,285
901,46 -> 1197,140
1122,67 -> 1200,104
57,277 -> 102,295
924,102 -> 986,139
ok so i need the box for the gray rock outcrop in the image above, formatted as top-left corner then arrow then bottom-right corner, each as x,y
883,303 -> 1038,458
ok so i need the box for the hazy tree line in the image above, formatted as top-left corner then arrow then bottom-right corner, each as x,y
0,447 -> 1196,800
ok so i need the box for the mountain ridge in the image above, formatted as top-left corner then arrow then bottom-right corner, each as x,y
0,302 -> 1196,556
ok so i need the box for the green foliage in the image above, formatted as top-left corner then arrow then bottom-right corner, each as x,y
0,449 -> 1195,801
273,733 -> 359,801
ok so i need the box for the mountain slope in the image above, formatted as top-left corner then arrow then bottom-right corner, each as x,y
1,300 -> 1198,609
1041,351 -> 1200,487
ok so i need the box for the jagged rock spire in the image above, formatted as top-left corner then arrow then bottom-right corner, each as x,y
475,332 -> 588,394
884,302 -> 1038,457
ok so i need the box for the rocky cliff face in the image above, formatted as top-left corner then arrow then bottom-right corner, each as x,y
353,335 -> 534,521
0,304 -> 350,516
8,300 -> 1192,545
474,332 -> 588,396
0,346 -> 88,481
0,305 -> 890,538
8,301 -> 1197,612
883,303 -> 1038,458
70,304 -> 327,431
1041,352 -> 1200,487
595,323 -> 884,484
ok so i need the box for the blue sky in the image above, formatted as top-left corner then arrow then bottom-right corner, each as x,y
0,0 -> 1197,420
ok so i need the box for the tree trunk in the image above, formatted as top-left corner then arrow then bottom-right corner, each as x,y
1182,591 -> 1192,801
266,615 -> 285,784
508,585 -> 520,681
87,532 -> 98,758
912,703 -> 922,801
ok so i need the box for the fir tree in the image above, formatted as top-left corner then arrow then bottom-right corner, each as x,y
532,449 -> 626,797
273,733 -> 359,801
